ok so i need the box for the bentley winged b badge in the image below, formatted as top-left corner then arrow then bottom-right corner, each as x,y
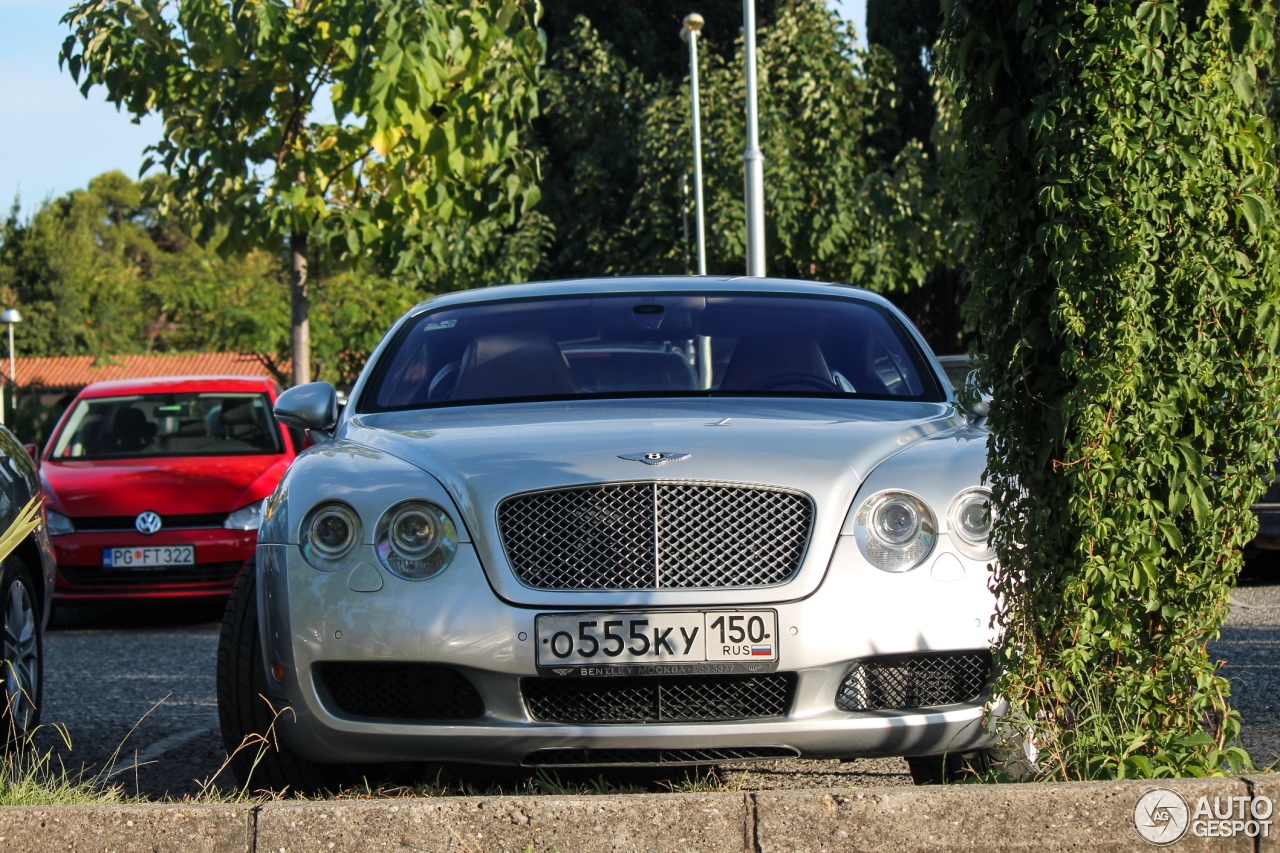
618,451 -> 692,465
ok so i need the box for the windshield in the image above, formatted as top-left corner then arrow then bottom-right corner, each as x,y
50,392 -> 284,459
360,293 -> 944,412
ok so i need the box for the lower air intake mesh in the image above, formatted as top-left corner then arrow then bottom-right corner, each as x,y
836,651 -> 991,711
316,662 -> 484,721
523,673 -> 794,723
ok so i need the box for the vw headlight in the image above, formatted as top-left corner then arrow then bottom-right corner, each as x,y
45,509 -> 75,536
300,502 -> 361,571
224,501 -> 264,531
949,488 -> 995,560
375,500 -> 457,580
853,491 -> 936,572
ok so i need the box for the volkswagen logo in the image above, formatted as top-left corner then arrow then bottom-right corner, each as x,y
135,511 -> 162,535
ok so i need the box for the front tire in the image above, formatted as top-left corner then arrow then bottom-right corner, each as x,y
1,556 -> 42,744
216,559 -> 343,794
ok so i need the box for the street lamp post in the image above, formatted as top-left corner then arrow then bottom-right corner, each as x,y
681,13 -> 708,277
0,309 -> 19,427
742,0 -> 766,276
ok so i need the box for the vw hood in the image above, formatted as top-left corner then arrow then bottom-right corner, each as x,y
42,455 -> 292,518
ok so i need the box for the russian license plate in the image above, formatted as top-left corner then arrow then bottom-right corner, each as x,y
536,610 -> 778,671
103,545 -> 195,568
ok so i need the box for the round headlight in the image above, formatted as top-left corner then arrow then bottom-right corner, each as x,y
949,488 -> 995,560
375,501 -> 458,580
301,502 -> 361,571
853,491 -> 936,572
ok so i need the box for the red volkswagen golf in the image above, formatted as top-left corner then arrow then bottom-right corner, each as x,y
39,375 -> 298,604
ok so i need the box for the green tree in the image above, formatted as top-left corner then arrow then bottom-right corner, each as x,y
0,172 -> 173,357
942,0 -> 1280,776
60,0 -> 543,385
540,1 -> 913,285
864,0 -> 973,352
540,1 -> 777,84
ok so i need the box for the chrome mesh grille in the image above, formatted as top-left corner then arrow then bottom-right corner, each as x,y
316,662 -> 485,721
498,483 -> 813,589
522,673 -> 795,723
836,652 -> 991,712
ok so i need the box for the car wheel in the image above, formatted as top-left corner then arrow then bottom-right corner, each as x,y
216,559 -> 344,794
1,556 -> 42,744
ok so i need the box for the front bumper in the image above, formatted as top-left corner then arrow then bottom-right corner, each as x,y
258,534 -> 1000,766
51,528 -> 254,602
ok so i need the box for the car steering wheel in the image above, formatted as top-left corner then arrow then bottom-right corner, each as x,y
750,372 -> 841,392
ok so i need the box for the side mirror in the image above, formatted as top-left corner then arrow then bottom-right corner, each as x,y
22,444 -> 38,466
959,368 -> 991,420
275,382 -> 339,436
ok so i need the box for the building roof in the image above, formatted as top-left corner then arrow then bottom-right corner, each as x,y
3,353 -> 278,392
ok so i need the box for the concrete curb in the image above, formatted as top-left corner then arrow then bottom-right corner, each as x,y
0,775 -> 1275,852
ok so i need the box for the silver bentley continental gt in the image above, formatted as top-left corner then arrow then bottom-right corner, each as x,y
216,276 -> 1001,791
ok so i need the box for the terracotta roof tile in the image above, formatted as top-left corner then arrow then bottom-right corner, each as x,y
3,353 -> 280,392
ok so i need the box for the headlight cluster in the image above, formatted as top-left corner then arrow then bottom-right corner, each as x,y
45,510 -> 75,536
949,488 -> 995,560
224,501 -> 264,531
299,499 -> 458,580
375,501 -> 458,580
852,488 -> 994,571
853,492 -> 936,572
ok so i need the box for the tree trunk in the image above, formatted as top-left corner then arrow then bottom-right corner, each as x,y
289,231 -> 310,386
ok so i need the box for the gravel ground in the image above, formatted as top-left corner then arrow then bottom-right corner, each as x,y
32,561 -> 1280,800
1214,559 -> 1280,771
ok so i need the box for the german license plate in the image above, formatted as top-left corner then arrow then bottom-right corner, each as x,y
103,545 -> 195,568
536,610 -> 778,670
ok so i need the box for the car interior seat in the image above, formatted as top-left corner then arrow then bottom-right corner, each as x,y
451,332 -> 579,401
219,399 -> 268,447
112,407 -> 156,453
719,335 -> 834,391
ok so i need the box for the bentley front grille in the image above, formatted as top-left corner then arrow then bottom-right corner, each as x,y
522,746 -> 799,767
522,673 -> 795,724
316,662 -> 485,722
498,483 -> 813,589
836,651 -> 992,712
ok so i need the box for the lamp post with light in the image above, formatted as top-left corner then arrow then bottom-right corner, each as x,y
742,0 -> 765,277
0,309 -> 19,427
681,12 -> 707,277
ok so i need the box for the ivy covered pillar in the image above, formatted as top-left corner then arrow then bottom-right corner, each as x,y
941,0 -> 1280,777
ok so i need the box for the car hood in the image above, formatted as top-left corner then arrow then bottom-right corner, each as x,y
341,398 -> 968,606
42,455 -> 292,518
349,398 -> 958,502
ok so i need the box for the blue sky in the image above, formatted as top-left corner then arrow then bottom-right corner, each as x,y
0,0 -> 865,220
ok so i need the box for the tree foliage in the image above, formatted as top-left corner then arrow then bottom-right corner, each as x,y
864,0 -> 974,351
537,0 -> 958,294
59,0 -> 543,382
942,0 -> 1280,777
0,172 -> 420,389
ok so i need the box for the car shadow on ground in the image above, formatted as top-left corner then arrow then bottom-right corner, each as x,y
48,599 -> 225,631
1241,549 -> 1280,587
